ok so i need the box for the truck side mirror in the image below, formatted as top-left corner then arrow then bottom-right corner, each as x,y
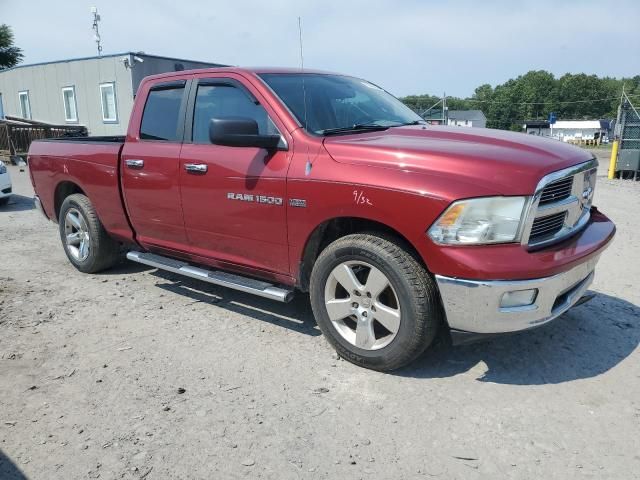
209,117 -> 282,150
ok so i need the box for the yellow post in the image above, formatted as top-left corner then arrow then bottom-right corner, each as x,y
608,140 -> 619,180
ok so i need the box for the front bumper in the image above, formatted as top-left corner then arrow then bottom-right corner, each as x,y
435,253 -> 601,335
0,175 -> 11,198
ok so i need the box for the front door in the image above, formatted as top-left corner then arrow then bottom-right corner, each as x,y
178,76 -> 291,274
121,80 -> 188,251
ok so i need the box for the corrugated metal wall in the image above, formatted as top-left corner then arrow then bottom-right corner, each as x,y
0,54 -> 226,136
0,56 -> 134,136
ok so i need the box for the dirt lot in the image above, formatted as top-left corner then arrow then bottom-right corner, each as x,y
1,149 -> 639,480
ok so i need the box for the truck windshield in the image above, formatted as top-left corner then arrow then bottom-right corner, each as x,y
259,73 -> 424,135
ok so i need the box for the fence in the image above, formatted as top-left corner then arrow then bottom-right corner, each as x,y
0,116 -> 87,160
611,94 -> 640,179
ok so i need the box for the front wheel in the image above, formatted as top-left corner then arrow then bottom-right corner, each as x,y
58,194 -> 121,273
310,233 -> 442,371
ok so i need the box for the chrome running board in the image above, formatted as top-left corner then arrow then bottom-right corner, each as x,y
126,251 -> 294,303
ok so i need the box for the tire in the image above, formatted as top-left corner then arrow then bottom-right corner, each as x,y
310,233 -> 442,371
58,193 -> 121,273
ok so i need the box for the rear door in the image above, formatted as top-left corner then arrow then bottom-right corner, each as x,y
178,74 -> 292,274
121,80 -> 189,251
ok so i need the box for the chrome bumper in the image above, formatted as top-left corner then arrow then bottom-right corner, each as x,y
435,255 -> 600,334
34,195 -> 49,220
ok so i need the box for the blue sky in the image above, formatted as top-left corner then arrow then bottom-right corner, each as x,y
2,0 -> 638,97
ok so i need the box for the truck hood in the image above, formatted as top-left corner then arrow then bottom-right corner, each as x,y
322,125 -> 593,195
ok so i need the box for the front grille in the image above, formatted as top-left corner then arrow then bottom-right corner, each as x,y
529,212 -> 566,241
1,187 -> 11,194
539,177 -> 573,205
525,160 -> 598,248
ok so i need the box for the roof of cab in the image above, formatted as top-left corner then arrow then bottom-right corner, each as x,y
141,66 -> 345,83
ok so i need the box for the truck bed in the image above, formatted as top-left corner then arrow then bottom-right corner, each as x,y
28,137 -> 134,242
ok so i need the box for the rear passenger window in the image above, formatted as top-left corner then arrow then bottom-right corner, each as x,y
140,86 -> 184,141
192,84 -> 279,143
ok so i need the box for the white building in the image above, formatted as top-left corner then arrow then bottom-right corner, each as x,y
550,120 -> 604,142
523,119 -> 608,143
446,110 -> 487,128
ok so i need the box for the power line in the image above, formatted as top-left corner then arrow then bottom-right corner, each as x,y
406,92 -> 640,107
464,94 -> 640,106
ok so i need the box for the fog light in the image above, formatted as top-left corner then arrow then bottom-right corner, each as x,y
500,289 -> 538,308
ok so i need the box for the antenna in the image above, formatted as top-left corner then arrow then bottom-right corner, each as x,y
298,17 -> 313,176
91,6 -> 103,56
298,17 -> 305,71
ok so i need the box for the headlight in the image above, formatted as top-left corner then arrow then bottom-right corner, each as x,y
0,162 -> 6,174
428,196 -> 526,245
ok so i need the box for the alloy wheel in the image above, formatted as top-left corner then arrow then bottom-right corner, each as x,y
324,260 -> 401,350
64,208 -> 91,261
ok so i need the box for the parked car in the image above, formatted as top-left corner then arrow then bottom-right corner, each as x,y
27,67 -> 615,371
0,160 -> 12,206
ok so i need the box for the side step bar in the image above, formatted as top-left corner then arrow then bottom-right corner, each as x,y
126,251 -> 294,303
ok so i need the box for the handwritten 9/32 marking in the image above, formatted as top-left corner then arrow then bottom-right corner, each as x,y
353,190 -> 373,206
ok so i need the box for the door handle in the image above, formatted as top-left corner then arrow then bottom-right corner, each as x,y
125,159 -> 144,169
184,163 -> 208,174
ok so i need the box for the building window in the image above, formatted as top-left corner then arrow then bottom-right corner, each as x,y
62,86 -> 78,122
100,82 -> 118,123
18,91 -> 31,119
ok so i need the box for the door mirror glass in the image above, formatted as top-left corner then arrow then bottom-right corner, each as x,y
209,117 -> 281,150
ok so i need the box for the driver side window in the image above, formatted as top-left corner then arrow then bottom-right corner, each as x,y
192,83 -> 279,143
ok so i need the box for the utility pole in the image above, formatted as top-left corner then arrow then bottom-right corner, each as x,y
91,7 -> 103,56
442,92 -> 448,126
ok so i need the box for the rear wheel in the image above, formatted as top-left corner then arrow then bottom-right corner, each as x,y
58,194 -> 120,273
310,233 -> 442,371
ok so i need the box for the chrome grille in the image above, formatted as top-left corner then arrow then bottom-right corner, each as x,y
529,212 -> 566,242
523,159 -> 598,249
539,177 -> 573,205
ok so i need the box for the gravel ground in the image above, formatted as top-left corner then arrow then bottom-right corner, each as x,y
1,149 -> 639,480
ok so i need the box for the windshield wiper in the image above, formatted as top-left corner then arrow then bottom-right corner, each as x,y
393,120 -> 426,127
319,123 -> 390,136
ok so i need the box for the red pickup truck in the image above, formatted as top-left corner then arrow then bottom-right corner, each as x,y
28,67 -> 615,371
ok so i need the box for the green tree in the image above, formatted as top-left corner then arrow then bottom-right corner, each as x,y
401,94 -> 442,113
401,70 -> 634,131
0,24 -> 23,69
555,73 -> 608,119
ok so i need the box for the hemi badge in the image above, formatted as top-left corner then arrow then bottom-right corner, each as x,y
289,198 -> 307,208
